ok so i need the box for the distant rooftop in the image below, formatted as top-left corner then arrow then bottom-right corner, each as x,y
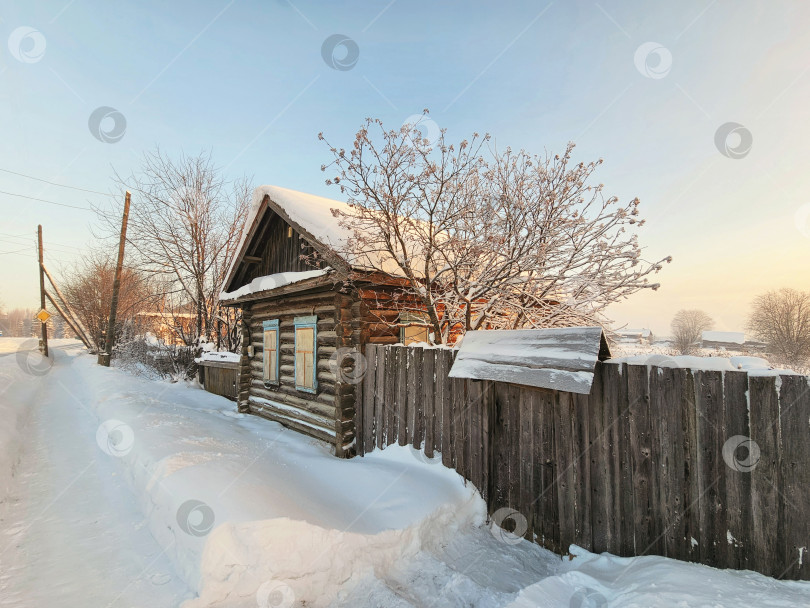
702,331 -> 745,344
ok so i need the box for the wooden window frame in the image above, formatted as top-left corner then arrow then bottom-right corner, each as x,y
262,319 -> 280,386
400,323 -> 431,346
293,315 -> 318,393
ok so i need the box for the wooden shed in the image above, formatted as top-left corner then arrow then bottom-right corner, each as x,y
220,185 -> 433,457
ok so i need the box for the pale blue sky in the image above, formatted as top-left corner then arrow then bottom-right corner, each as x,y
1,0 -> 808,335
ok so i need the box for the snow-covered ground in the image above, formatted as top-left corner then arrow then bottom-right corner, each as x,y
1,337 -> 809,607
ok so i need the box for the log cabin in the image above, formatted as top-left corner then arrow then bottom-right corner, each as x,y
220,185 -> 434,457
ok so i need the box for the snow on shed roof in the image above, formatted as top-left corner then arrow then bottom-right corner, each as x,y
448,327 -> 611,395
702,331 -> 745,344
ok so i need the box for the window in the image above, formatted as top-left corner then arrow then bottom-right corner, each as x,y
402,324 -> 430,345
294,315 -> 317,392
398,311 -> 431,345
262,319 -> 279,385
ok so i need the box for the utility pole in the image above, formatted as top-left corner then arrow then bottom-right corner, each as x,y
42,264 -> 93,349
37,225 -> 49,357
98,191 -> 131,367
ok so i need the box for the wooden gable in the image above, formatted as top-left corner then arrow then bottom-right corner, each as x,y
227,207 -> 326,293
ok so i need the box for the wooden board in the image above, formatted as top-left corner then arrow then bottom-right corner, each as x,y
748,375 -> 781,577
778,374 -> 810,580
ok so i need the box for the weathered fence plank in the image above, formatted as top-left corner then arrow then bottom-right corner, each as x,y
554,390 -> 577,551
681,368 -> 700,563
749,375 -> 781,577
423,351 -> 436,458
695,369 -> 727,568
361,344 -> 376,454
724,370 -> 752,571
589,363 -> 609,553
519,387 -> 535,541
627,364 -> 654,555
439,350 -> 454,467
468,379 -> 484,493
534,388 -> 558,553
394,346 -> 407,447
374,345 -> 386,450
779,374 -> 810,580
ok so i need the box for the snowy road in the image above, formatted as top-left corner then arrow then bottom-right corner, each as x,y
0,341 -> 190,607
1,339 -> 809,607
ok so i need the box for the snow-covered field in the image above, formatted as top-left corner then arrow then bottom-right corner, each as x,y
1,337 -> 808,607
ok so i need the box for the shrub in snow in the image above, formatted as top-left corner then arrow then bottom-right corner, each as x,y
113,336 -> 198,381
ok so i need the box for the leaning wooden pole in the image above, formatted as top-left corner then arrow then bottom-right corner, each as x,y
45,291 -> 90,349
37,225 -> 49,357
42,264 -> 93,348
98,191 -> 131,367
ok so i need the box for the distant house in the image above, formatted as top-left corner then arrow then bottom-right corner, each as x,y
702,330 -> 745,350
615,328 -> 654,345
220,186 -> 447,457
134,311 -> 195,345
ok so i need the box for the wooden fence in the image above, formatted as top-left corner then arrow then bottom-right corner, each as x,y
199,360 -> 239,401
356,344 -> 810,580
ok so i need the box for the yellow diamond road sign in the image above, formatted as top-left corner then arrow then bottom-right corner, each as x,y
35,309 -> 51,323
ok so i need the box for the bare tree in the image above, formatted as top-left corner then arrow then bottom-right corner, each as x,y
61,252 -> 154,350
670,309 -> 714,354
320,113 -> 670,343
747,288 -> 810,368
97,149 -> 251,349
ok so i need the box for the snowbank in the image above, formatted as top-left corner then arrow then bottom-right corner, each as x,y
506,545 -> 810,608
72,354 -> 480,605
219,268 -> 330,301
607,353 -> 799,376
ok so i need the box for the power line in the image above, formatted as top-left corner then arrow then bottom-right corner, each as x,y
0,234 -> 84,253
0,167 -> 116,197
0,189 -> 94,211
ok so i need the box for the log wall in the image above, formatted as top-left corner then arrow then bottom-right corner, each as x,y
238,288 -> 358,456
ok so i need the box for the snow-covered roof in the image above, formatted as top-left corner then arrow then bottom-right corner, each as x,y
702,331 -> 745,344
617,328 -> 651,338
448,327 -> 611,395
224,186 -> 401,294
194,351 -> 241,364
220,269 -> 331,302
